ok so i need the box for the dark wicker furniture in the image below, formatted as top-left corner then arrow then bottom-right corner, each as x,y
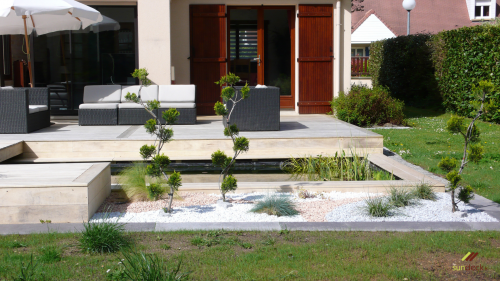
158,108 -> 197,125
0,88 -> 51,134
78,85 -> 197,126
224,86 -> 280,131
158,85 -> 197,125
78,85 -> 121,126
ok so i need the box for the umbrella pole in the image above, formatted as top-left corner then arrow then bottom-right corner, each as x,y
22,15 -> 33,88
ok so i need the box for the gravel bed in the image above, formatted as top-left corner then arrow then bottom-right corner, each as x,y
325,193 -> 498,222
92,191 -> 374,223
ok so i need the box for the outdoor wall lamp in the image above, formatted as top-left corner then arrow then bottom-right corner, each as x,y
402,0 -> 416,35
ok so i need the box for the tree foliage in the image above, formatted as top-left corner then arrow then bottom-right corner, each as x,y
440,81 -> 489,212
125,68 -> 182,213
212,73 -> 251,201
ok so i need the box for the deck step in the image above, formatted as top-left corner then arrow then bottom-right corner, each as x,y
0,141 -> 23,163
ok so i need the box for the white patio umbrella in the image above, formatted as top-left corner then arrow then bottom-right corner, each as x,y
83,15 -> 120,33
0,0 -> 103,87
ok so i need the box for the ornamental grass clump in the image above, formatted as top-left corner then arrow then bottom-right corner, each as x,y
119,163 -> 148,201
413,183 -> 437,201
120,251 -> 190,281
363,196 -> 394,217
79,213 -> 130,254
250,194 -> 299,217
387,186 -> 417,208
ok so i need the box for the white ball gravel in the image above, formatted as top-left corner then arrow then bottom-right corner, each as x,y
324,193 -> 498,222
91,203 -> 306,223
90,191 -> 497,223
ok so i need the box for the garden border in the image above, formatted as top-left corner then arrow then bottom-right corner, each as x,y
1,194 -> 499,235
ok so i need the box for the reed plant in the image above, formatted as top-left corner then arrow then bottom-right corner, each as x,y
281,152 -> 377,181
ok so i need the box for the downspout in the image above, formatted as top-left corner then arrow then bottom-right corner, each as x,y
334,0 -> 341,97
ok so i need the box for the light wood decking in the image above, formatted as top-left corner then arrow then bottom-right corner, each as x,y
1,115 -> 383,162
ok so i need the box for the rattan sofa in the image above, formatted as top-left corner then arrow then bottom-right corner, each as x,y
0,87 -> 51,134
79,85 -> 121,126
224,86 -> 280,131
79,85 -> 196,126
158,85 -> 197,125
118,85 -> 159,125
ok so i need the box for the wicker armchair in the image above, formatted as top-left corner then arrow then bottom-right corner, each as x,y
0,88 -> 51,134
223,86 -> 280,131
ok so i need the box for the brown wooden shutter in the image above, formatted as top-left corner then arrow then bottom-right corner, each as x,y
297,5 -> 333,114
190,5 -> 227,115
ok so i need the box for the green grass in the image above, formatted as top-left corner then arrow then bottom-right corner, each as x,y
1,231 -> 499,280
373,106 -> 500,203
79,214 -> 130,254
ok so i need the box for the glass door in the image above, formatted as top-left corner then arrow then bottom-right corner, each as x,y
228,6 -> 295,108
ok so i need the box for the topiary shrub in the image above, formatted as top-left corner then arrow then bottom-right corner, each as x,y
330,85 -> 405,127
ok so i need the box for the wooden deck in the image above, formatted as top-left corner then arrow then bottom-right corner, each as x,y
0,115 -> 383,162
0,163 -> 111,224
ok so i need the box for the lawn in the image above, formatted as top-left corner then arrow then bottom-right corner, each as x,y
373,107 -> 500,204
1,230 -> 499,280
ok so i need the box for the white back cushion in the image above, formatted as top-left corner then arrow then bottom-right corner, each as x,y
158,85 -> 195,103
121,85 -> 158,102
83,85 -> 122,103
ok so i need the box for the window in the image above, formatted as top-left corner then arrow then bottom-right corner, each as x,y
33,6 -> 138,114
351,48 -> 364,57
475,1 -> 491,19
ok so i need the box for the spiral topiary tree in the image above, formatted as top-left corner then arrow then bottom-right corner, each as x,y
125,68 -> 182,213
212,73 -> 250,202
438,80 -> 491,212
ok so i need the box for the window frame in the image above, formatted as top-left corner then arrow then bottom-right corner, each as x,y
474,1 -> 492,19
351,48 -> 364,57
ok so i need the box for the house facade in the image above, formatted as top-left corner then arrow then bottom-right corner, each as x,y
0,0 -> 353,115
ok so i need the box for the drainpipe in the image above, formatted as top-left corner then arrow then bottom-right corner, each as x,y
333,0 -> 341,97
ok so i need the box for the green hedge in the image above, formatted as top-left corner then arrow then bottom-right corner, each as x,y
431,24 -> 500,122
369,34 -> 440,108
369,23 -> 500,123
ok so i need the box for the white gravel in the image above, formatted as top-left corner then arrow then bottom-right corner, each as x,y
91,190 -> 497,223
91,191 -> 374,223
325,193 -> 498,222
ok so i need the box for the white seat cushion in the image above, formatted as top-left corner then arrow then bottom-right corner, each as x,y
28,105 -> 48,114
83,85 -> 122,103
1,86 -> 14,90
28,105 -> 38,114
121,85 -> 158,102
118,103 -> 147,109
158,85 -> 195,103
159,103 -> 196,109
79,103 -> 118,110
